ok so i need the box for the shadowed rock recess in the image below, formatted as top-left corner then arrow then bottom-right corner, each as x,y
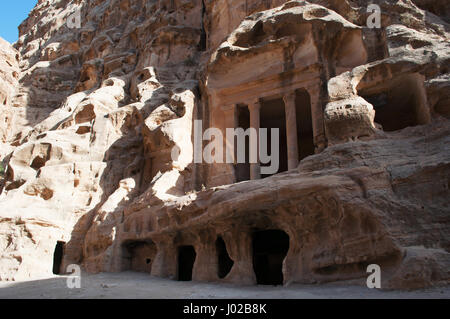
0,0 -> 448,290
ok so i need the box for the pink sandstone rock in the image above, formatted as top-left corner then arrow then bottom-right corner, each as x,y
0,0 -> 448,289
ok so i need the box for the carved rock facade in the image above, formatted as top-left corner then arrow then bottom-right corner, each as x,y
0,0 -> 449,289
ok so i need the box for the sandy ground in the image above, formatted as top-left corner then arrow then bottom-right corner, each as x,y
0,272 -> 449,299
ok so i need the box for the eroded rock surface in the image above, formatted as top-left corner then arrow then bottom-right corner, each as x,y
0,0 -> 448,289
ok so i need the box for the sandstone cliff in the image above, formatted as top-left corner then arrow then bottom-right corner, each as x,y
0,0 -> 448,289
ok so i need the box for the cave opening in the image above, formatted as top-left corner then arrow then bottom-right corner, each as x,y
363,91 -> 419,132
122,240 -> 156,273
360,74 -> 430,132
216,237 -> 234,279
178,245 -> 196,281
52,241 -> 65,275
252,230 -> 290,285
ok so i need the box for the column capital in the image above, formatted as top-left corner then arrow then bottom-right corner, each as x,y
220,104 -> 236,113
283,91 -> 296,104
247,99 -> 261,112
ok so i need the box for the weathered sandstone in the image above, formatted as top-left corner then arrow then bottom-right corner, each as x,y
0,0 -> 448,289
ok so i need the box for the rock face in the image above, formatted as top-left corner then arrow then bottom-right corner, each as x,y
0,0 -> 448,289
0,38 -> 21,157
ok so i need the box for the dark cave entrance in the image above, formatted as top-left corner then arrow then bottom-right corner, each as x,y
122,240 -> 156,273
216,237 -> 234,279
252,230 -> 289,285
360,74 -> 430,132
260,98 -> 288,178
52,241 -> 65,275
363,91 -> 419,132
178,245 -> 196,281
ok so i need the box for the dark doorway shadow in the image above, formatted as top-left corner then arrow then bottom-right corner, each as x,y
295,89 -> 315,160
252,230 -> 289,285
53,241 -> 65,275
216,237 -> 234,279
177,245 -> 196,281
260,98 -> 288,178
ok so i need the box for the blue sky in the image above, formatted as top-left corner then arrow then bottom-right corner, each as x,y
0,1 -> 38,43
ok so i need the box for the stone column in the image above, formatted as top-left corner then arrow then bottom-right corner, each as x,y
151,238 -> 177,280
248,99 -> 261,180
308,84 -> 326,153
193,243 -> 217,282
283,92 -> 299,170
223,230 -> 257,285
